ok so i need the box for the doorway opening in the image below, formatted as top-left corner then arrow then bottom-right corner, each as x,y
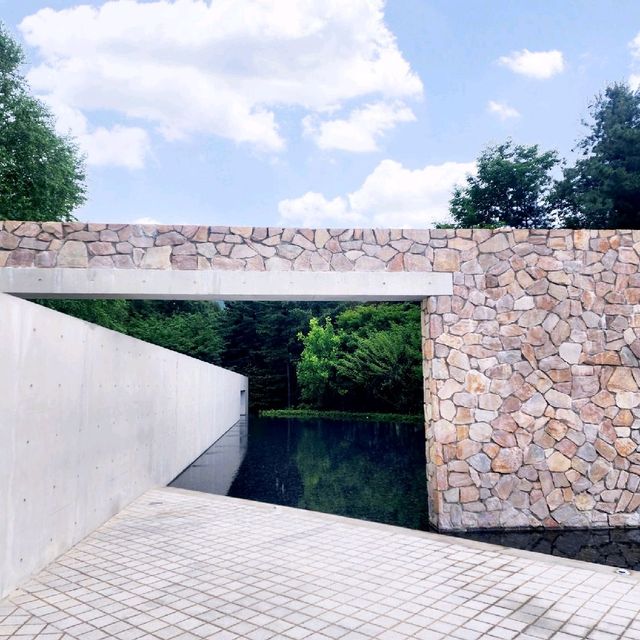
36,296 -> 428,530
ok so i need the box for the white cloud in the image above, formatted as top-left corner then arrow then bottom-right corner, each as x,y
20,0 -> 422,161
630,33 -> 640,59
278,159 -> 475,228
487,100 -> 520,121
81,126 -> 150,170
629,33 -> 640,90
133,216 -> 162,224
44,97 -> 150,169
498,49 -> 565,79
303,101 -> 415,152
278,192 -> 363,227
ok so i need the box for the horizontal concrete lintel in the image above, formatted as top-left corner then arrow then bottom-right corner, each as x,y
0,268 -> 452,301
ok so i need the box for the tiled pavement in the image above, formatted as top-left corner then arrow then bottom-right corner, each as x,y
2,488 -> 640,640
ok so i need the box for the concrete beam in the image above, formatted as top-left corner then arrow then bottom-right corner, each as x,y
0,268 -> 452,301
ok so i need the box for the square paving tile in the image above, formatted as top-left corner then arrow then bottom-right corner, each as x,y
2,488 -> 640,639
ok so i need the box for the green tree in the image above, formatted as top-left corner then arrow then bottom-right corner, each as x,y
36,299 -> 132,332
37,299 -> 225,365
217,301 -> 346,411
334,303 -> 422,412
0,24 -> 85,221
296,303 -> 423,413
296,317 -> 341,407
125,300 -> 225,363
555,83 -> 640,228
337,323 -> 422,411
450,140 -> 559,228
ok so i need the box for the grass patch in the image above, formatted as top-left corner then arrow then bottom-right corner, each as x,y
259,408 -> 423,424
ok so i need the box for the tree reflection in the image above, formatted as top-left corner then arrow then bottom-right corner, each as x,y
227,418 -> 428,530
293,420 -> 429,530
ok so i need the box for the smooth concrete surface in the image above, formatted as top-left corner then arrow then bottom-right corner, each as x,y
2,487 -> 640,640
0,268 -> 452,301
0,293 -> 247,599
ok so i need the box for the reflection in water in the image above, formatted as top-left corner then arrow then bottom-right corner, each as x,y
453,527 -> 640,571
170,416 -> 640,570
171,416 -> 429,530
171,419 -> 248,495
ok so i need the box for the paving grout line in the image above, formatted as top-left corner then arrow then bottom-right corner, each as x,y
162,487 -> 640,582
3,488 -> 640,640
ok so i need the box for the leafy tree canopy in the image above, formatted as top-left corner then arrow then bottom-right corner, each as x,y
297,317 -> 342,407
38,299 -> 225,365
0,24 -> 86,221
296,303 -> 422,413
555,83 -> 640,228
218,301 -> 345,411
449,140 -> 559,229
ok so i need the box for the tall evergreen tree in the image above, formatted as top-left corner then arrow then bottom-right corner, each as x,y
218,301 -> 347,411
555,83 -> 640,228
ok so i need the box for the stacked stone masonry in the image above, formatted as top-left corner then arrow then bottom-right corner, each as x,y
2,221 -> 640,531
0,221 -> 435,272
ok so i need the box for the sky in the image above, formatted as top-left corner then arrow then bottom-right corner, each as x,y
2,0 -> 640,228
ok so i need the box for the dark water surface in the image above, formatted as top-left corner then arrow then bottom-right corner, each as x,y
451,528 -> 640,571
170,416 -> 640,570
171,416 -> 429,530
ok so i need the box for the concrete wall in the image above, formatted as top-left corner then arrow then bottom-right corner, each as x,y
0,293 -> 247,598
0,269 -> 451,301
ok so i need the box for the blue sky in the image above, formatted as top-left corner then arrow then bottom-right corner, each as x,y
2,0 -> 640,228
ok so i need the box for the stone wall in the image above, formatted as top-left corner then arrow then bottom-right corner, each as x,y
0,221 -> 434,271
2,221 -> 640,531
424,229 -> 640,530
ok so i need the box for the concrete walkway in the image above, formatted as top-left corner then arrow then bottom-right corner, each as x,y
2,489 -> 640,640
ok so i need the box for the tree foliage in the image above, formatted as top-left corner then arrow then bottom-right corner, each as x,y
0,24 -> 86,221
337,323 -> 422,410
450,83 -> 640,230
296,303 -> 422,413
449,140 -> 559,228
217,301 -> 345,411
297,317 -> 342,407
40,298 -> 422,414
554,83 -> 640,228
38,299 -> 225,364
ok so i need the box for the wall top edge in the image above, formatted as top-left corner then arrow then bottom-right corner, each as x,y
1,221 -> 638,233
1,221 -> 639,275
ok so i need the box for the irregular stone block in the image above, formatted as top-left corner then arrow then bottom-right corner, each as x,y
547,451 -> 571,472
558,342 -> 581,365
607,368 -> 638,393
140,246 -> 171,269
491,448 -> 523,473
57,241 -> 88,268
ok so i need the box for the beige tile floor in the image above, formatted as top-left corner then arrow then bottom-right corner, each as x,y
2,488 -> 640,640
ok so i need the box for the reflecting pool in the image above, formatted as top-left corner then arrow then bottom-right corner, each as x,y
171,416 -> 429,530
452,526 -> 640,570
170,416 -> 640,570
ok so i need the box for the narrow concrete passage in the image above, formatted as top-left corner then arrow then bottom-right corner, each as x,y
2,488 -> 640,640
